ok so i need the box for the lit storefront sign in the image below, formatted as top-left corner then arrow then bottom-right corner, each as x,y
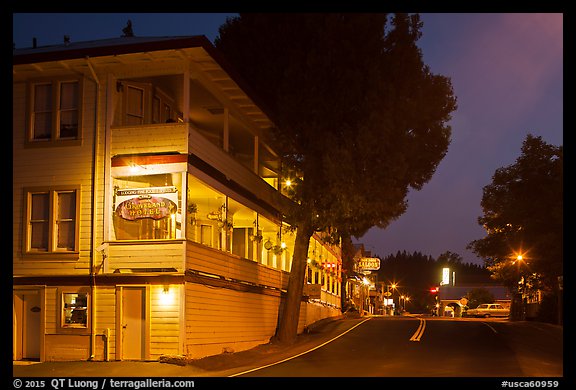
115,186 -> 178,220
440,267 -> 455,286
358,257 -> 381,272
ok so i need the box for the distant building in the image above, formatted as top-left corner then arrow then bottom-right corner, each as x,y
439,284 -> 512,317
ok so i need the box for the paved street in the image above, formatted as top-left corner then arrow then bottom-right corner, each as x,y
13,315 -> 563,380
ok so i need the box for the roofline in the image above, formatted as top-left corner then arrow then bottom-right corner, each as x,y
13,34 -> 279,130
12,35 -> 213,65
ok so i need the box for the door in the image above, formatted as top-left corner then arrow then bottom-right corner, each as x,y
13,291 -> 41,361
121,287 -> 146,360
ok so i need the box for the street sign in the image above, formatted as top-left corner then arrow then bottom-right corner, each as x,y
358,257 -> 380,271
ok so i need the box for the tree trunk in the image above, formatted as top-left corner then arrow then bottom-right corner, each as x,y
275,220 -> 313,344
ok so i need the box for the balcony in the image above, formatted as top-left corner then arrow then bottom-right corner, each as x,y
111,122 -> 290,215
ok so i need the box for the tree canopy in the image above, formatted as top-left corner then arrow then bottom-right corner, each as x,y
216,13 -> 457,343
467,134 -> 563,300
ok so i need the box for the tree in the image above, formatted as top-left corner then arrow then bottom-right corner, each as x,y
216,13 -> 457,343
467,134 -> 563,322
437,250 -> 463,265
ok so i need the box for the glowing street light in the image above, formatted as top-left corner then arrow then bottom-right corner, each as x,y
512,250 -> 528,320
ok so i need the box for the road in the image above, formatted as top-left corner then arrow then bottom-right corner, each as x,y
12,315 -> 563,383
233,315 -> 563,377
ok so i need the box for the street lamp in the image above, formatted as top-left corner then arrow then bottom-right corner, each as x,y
389,283 -> 398,315
399,294 -> 410,313
512,251 -> 527,320
362,277 -> 371,315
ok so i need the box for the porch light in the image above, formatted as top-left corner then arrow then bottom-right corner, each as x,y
160,285 -> 175,306
128,162 -> 147,175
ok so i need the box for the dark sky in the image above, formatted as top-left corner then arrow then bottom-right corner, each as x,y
12,13 -> 563,266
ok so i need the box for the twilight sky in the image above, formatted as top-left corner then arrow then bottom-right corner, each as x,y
12,13 -> 563,265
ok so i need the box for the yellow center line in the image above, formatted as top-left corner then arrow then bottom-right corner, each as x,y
229,317 -> 373,377
409,318 -> 426,342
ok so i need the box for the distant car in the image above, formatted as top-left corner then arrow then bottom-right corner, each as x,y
465,303 -> 510,318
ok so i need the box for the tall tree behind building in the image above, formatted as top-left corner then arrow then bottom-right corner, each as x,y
216,13 -> 457,343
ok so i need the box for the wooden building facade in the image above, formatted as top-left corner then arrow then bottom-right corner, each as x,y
13,35 -> 342,362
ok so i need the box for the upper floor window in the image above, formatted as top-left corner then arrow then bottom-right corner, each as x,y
28,79 -> 82,144
23,187 -> 80,256
116,80 -> 180,126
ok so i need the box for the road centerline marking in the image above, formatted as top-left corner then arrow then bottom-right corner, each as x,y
409,318 -> 426,342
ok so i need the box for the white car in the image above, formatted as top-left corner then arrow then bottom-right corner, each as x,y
465,303 -> 510,318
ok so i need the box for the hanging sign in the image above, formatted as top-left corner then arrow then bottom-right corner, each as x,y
115,186 -> 178,221
358,257 -> 381,271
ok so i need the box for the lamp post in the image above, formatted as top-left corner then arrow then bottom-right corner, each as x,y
389,283 -> 397,315
513,253 -> 526,321
362,277 -> 371,316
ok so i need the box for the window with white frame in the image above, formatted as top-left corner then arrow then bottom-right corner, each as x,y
28,79 -> 82,143
61,290 -> 89,328
24,187 -> 80,254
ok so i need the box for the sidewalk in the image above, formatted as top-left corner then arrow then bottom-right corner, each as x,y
13,314 -> 365,378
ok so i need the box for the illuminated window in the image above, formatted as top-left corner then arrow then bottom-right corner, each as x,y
62,292 -> 88,328
112,173 -> 182,241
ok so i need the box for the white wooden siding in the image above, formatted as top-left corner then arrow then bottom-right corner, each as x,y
94,286 -> 117,359
185,282 -> 280,358
184,242 -> 286,358
186,241 -> 289,290
149,284 -> 182,359
107,241 -> 185,272
44,287 -> 58,334
13,80 -> 100,277
110,124 -> 188,156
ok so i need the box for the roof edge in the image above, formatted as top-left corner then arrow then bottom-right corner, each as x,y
12,35 -> 212,65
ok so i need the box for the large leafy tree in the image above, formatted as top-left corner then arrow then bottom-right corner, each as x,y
216,13 -> 457,343
468,134 -> 563,320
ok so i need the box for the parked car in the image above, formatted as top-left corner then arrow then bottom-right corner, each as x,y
465,303 -> 510,318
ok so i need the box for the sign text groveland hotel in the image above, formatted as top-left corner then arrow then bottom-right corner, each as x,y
115,186 -> 178,220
